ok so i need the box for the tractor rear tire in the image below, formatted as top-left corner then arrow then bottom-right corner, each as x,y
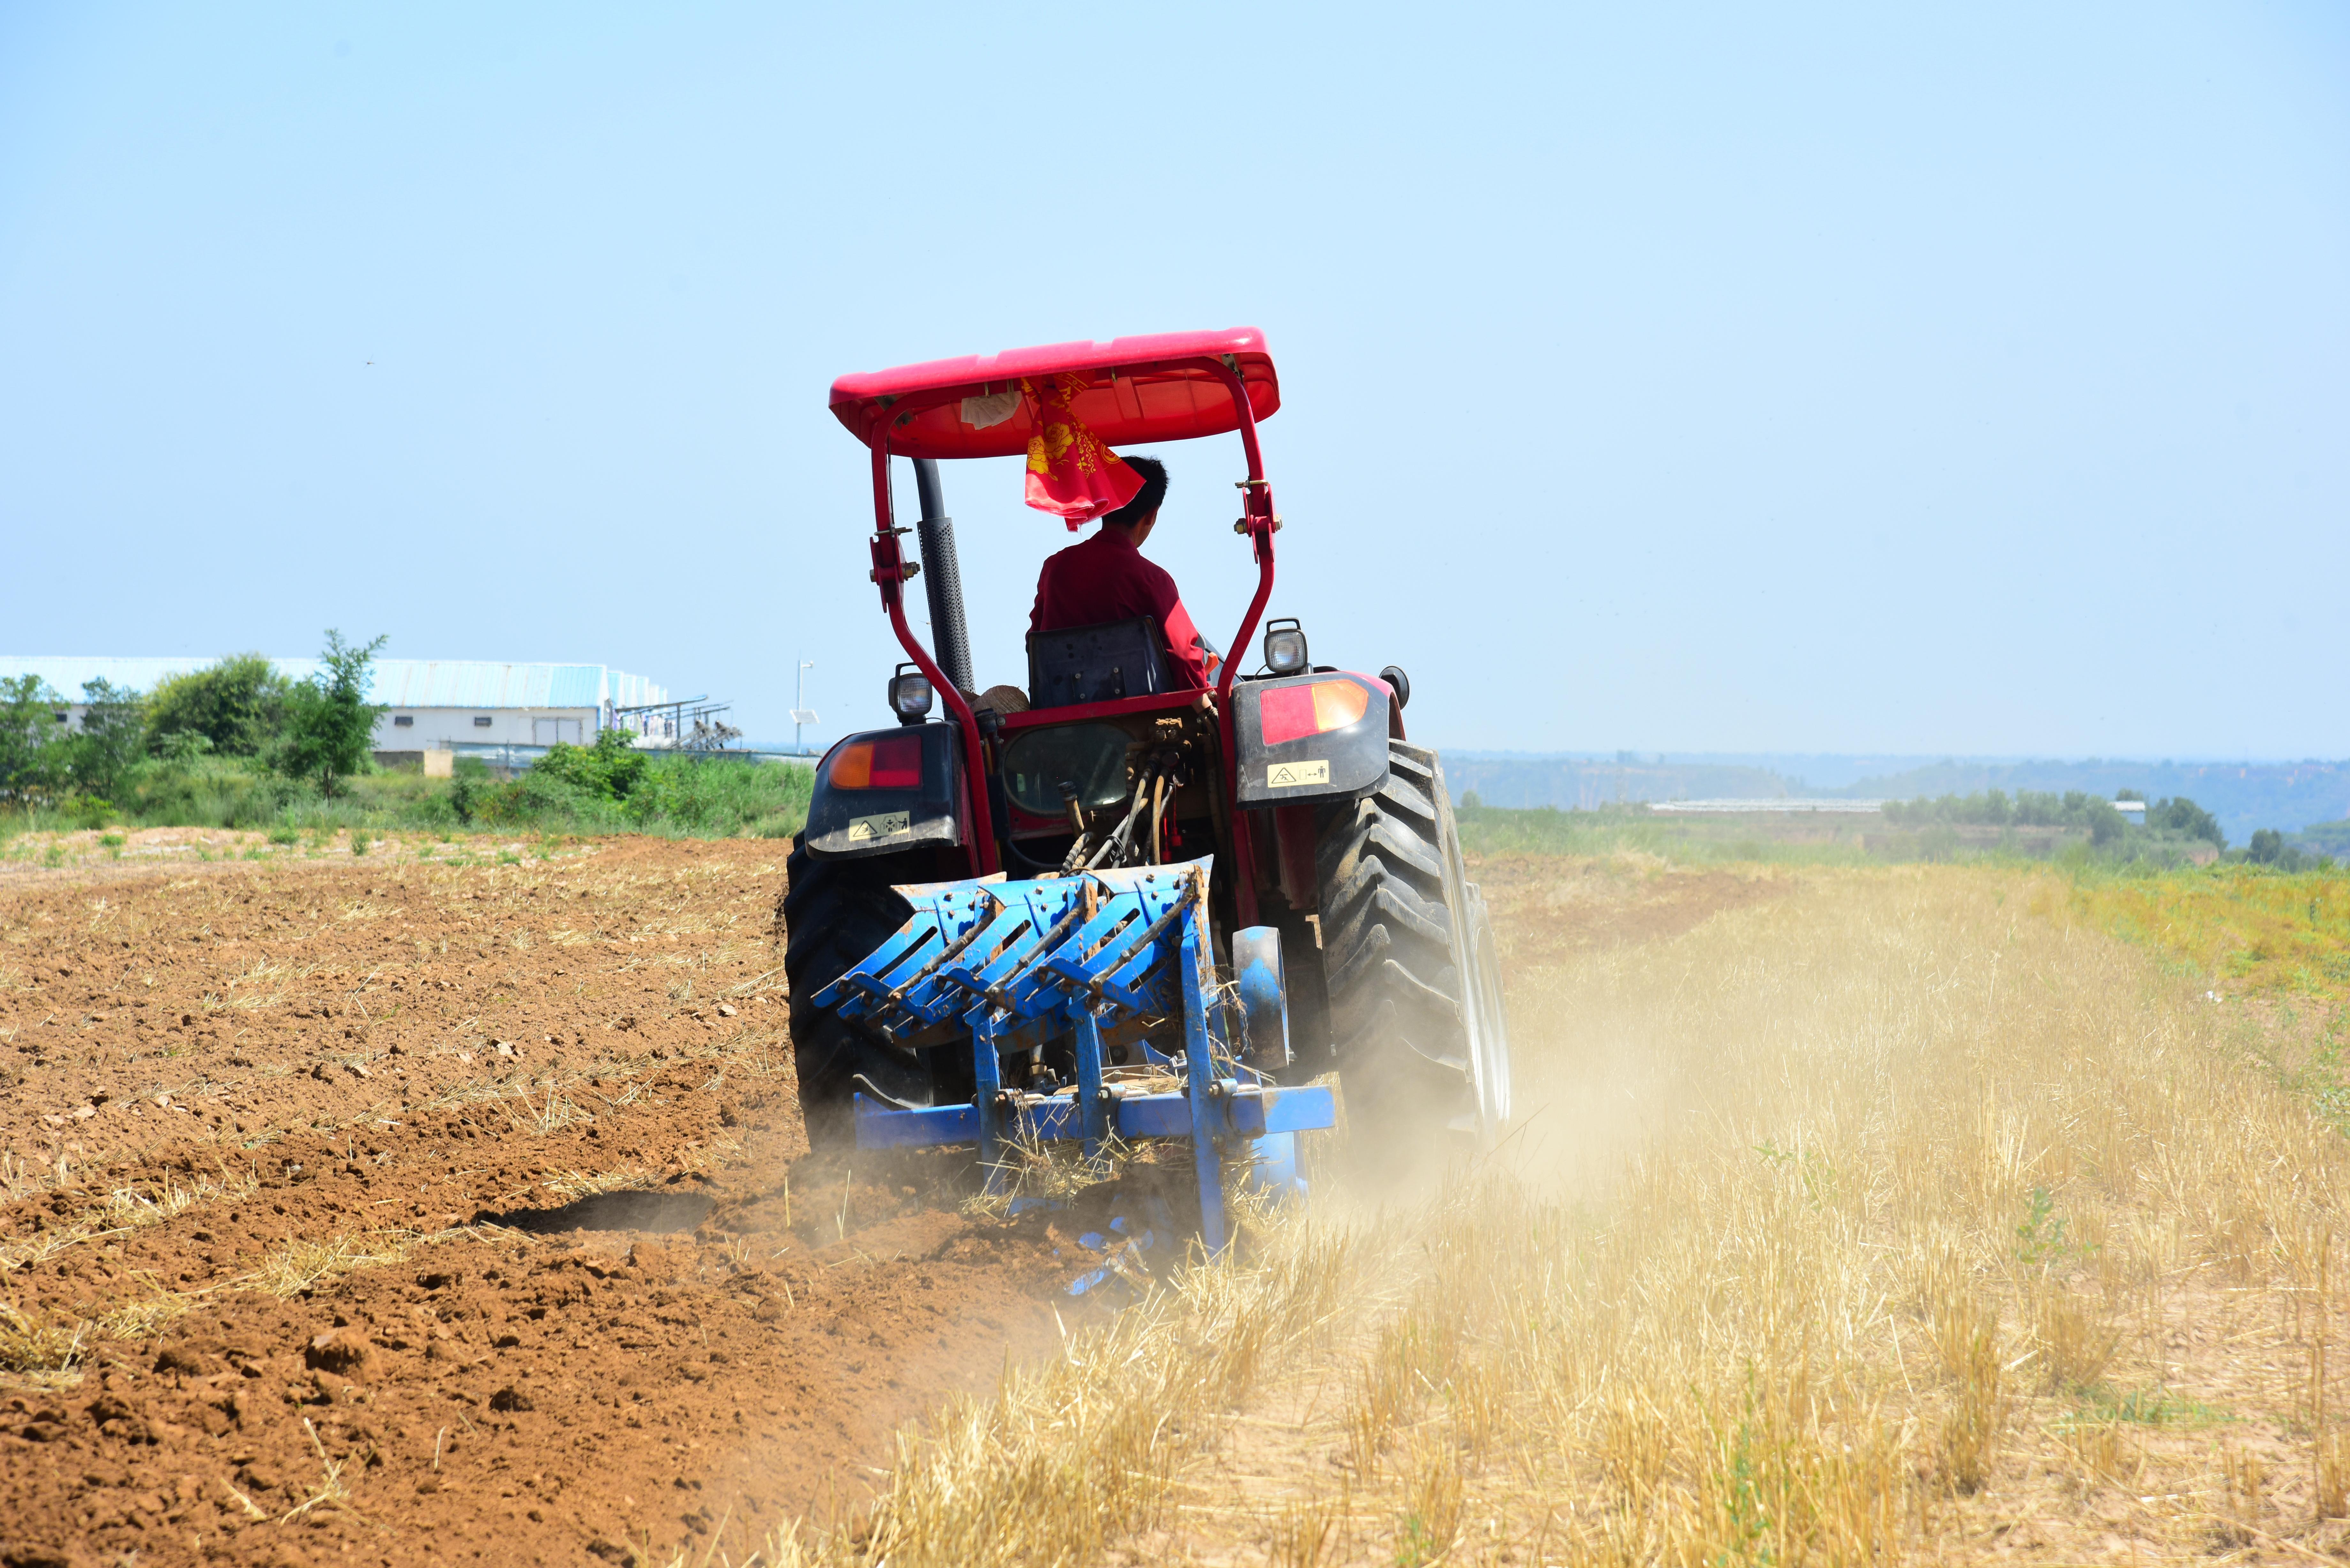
1314,742 -> 1505,1159
780,836 -> 938,1149
1462,881 -> 1512,1130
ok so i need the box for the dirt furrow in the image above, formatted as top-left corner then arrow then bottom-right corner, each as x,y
0,839 -> 1085,1566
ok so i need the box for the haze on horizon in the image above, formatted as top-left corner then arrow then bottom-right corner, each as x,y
2,4 -> 2342,759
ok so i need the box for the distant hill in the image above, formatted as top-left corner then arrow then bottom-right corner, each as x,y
1444,753 -> 2350,848
2298,820 -> 2350,858
1443,756 -> 1796,812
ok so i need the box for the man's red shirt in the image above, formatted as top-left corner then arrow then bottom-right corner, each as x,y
1029,529 -> 1211,690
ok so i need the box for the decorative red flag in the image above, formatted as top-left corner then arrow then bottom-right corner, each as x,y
1022,374 -> 1143,528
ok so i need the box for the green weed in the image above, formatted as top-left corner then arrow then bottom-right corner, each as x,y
2015,1186 -> 2091,1268
2064,1383 -> 2232,1429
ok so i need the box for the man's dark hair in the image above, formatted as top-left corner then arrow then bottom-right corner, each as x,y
1103,456 -> 1168,529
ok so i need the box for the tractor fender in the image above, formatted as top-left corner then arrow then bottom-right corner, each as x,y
803,723 -> 966,860
1232,672 -> 1391,809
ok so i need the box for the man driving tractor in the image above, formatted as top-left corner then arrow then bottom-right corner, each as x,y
1028,455 -> 1220,689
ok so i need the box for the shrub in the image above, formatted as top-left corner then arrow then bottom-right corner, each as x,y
533,728 -> 649,803
469,767 -> 620,831
146,654 -> 290,758
448,757 -> 491,825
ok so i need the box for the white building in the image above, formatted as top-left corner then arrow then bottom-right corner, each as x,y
1,656 -> 671,763
367,661 -> 670,756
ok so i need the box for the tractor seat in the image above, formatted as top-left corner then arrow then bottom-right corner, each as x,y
1026,617 -> 1168,709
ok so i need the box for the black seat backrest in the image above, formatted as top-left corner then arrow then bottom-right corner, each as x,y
1026,617 -> 1168,709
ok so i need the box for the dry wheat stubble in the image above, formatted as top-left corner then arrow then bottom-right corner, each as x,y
747,862 -> 2350,1568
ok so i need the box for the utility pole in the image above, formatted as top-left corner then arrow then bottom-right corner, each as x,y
791,660 -> 818,755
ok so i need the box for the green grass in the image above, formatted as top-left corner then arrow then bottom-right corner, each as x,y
1455,803 -> 1883,866
0,753 -> 814,845
2070,862 -> 2350,1003
1456,802 -> 2238,871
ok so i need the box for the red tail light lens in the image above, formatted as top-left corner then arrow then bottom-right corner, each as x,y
1257,679 -> 1370,747
827,734 -> 923,789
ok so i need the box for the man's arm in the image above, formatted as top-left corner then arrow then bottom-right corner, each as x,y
1156,593 -> 1214,689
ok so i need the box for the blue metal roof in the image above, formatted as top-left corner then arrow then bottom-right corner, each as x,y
0,657 -> 666,710
368,661 -> 610,709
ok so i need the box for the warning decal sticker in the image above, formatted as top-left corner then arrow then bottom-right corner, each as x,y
1267,760 -> 1331,788
848,811 -> 913,842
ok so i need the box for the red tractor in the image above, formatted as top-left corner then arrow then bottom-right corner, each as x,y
783,328 -> 1510,1219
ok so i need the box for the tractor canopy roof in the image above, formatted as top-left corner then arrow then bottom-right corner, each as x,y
829,327 -> 1279,461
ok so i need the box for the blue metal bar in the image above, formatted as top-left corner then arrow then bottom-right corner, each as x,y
1224,1084 -> 1336,1135
855,1097 -> 980,1147
852,1086 -> 1337,1148
970,1006 -> 1005,1192
1179,912 -> 1229,1254
1073,1008 -> 1109,1161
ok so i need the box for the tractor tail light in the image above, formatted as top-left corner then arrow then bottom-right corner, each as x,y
1257,680 -> 1369,747
827,734 -> 923,789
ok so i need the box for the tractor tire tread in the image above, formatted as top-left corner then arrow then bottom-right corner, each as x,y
781,839 -> 937,1147
1315,811 -> 1447,898
1323,879 -> 1455,994
1312,741 -> 1481,1157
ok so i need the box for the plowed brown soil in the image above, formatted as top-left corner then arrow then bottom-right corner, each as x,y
0,836 -> 1087,1567
1467,850 -> 1788,965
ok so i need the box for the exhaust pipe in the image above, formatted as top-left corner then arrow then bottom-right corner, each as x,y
910,458 -> 974,697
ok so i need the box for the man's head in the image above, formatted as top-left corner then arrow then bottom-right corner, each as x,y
1101,456 -> 1168,543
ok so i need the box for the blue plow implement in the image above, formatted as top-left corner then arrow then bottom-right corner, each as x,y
808,857 -> 1333,1254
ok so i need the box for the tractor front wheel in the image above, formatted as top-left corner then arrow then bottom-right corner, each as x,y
1314,742 -> 1508,1160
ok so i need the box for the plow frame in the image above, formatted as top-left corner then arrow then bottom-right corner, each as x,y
817,859 -> 1334,1254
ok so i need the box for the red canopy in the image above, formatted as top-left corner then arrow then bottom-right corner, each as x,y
828,327 -> 1279,460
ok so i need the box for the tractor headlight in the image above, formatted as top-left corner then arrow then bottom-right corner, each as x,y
1263,618 -> 1309,676
887,665 -> 934,724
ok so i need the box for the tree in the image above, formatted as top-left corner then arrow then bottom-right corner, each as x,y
2150,796 -> 2225,849
63,679 -> 147,799
146,653 -> 291,757
2247,828 -> 2285,865
0,675 -> 66,805
276,632 -> 388,795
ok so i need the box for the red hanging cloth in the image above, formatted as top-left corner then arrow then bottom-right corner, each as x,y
1022,374 -> 1144,528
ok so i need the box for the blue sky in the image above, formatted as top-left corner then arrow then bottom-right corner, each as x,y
3,4 -> 2343,757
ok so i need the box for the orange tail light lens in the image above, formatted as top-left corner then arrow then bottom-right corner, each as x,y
1257,679 -> 1369,747
826,734 -> 923,790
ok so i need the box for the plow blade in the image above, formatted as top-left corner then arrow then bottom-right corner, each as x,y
809,858 -> 1333,1253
